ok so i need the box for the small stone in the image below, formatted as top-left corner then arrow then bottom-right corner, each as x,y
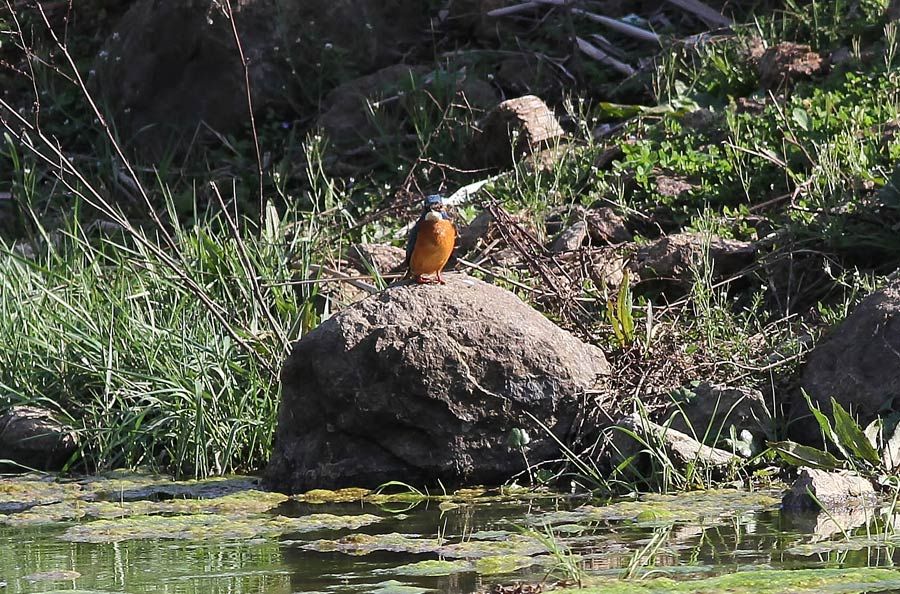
757,42 -> 824,89
586,207 -> 632,245
631,232 -> 757,294
348,243 -> 407,275
782,467 -> 877,510
666,383 -> 773,451
550,221 -> 588,253
457,211 -> 496,254
612,413 -> 740,472
471,95 -> 565,167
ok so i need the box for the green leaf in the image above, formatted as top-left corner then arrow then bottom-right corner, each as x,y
791,107 -> 810,131
768,440 -> 844,470
802,389 -> 851,461
831,399 -> 882,467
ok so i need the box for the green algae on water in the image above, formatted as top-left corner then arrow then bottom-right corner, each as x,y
533,489 -> 780,528
368,580 -> 431,594
300,531 -> 547,558
557,568 -> 900,594
388,554 -> 545,577
3,489 -> 289,526
59,512 -> 382,543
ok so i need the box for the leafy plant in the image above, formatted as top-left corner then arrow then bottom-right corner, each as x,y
522,523 -> 584,587
770,390 -> 895,482
606,270 -> 636,347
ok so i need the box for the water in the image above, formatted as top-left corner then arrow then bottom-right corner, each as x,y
2,473 -> 899,593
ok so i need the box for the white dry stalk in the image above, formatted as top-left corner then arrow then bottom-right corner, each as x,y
666,0 -> 733,28
572,9 -> 661,45
575,37 -> 636,76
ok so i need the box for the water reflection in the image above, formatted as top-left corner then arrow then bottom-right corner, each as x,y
3,484 -> 900,594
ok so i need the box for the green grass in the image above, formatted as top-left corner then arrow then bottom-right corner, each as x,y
0,196 -> 315,476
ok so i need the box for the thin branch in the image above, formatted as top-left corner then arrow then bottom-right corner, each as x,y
221,0 -> 265,215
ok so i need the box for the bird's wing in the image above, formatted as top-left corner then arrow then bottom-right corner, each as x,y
404,217 -> 421,268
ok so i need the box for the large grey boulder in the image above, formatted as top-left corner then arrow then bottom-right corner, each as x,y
0,406 -> 78,471
791,278 -> 900,444
266,274 -> 609,492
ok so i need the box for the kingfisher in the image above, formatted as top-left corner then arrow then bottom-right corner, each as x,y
405,194 -> 456,284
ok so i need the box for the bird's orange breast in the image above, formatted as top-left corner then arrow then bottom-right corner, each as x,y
410,219 -> 456,276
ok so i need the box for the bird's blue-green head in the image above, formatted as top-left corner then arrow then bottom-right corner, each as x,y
424,194 -> 444,209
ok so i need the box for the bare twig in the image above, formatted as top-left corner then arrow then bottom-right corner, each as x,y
210,181 -> 291,353
221,0 -> 265,214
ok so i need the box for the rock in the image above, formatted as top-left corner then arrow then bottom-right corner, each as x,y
782,467 -> 877,510
0,406 -> 78,471
550,221 -> 588,253
756,42 -> 825,90
666,383 -> 773,453
317,64 -> 429,149
348,243 -> 407,275
92,0 -> 431,152
792,278 -> 900,444
318,66 -> 496,150
588,248 -> 627,290
457,210 -> 496,254
611,413 -> 740,471
546,206 -> 631,249
446,0 -> 506,40
496,54 -> 564,98
631,233 -> 757,293
266,274 -> 609,492
471,95 -> 566,168
586,207 -> 632,245
655,174 -> 696,198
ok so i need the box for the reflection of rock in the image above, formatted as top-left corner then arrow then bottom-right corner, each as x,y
782,467 -> 877,511
611,413 -> 740,472
267,274 -> 609,492
0,406 -> 78,471
784,505 -> 876,540
792,278 -> 900,445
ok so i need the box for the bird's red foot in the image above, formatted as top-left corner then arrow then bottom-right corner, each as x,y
415,275 -> 431,284
436,271 -> 446,285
